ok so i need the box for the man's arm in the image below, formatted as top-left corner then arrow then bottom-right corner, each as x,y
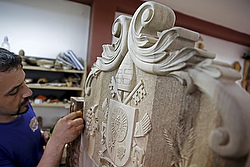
37,111 -> 84,167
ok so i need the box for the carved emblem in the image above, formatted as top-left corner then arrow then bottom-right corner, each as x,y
106,99 -> 138,166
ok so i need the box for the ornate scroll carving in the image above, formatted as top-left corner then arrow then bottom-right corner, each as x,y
85,15 -> 131,96
128,2 -> 215,76
81,1 -> 250,167
188,63 -> 250,161
126,1 -> 250,166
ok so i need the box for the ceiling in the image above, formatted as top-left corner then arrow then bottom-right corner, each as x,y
149,0 -> 250,35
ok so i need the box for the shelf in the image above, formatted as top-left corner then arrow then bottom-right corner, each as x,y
23,65 -> 85,74
31,102 -> 70,108
23,61 -> 86,111
27,84 -> 83,91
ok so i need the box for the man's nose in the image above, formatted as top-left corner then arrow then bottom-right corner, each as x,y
22,84 -> 33,98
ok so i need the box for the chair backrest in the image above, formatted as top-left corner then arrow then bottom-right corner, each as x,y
68,1 -> 250,167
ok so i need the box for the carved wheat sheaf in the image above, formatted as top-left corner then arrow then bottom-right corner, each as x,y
164,126 -> 196,167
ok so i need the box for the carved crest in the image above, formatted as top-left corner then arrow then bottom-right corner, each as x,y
106,100 -> 138,166
79,1 -> 250,167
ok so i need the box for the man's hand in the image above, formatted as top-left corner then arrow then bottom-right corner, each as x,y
37,111 -> 84,167
51,111 -> 84,146
41,131 -> 50,145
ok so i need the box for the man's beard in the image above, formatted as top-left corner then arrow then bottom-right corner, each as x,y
11,97 -> 30,116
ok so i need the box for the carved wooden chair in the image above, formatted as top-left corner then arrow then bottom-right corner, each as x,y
67,1 -> 250,167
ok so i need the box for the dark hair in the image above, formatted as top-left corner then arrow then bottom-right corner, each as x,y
0,48 -> 22,72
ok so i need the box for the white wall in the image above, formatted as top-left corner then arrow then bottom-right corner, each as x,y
0,0 -> 90,127
33,106 -> 69,128
0,0 -> 90,61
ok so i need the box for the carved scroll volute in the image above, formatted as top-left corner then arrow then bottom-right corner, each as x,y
127,1 -> 214,76
128,1 -> 175,50
96,15 -> 131,71
85,15 -> 131,96
130,1 -> 175,40
188,60 -> 250,166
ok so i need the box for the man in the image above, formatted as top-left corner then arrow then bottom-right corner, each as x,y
0,48 -> 84,167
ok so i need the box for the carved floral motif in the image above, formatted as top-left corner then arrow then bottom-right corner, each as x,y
86,104 -> 98,136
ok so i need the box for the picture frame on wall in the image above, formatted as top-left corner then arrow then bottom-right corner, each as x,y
242,57 -> 250,93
